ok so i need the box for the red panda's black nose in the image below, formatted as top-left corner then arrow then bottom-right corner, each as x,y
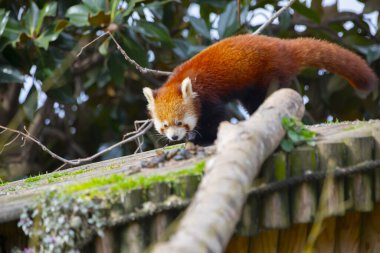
172,135 -> 179,141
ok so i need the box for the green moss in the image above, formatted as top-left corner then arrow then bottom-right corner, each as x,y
342,123 -> 365,131
163,143 -> 185,151
65,160 -> 206,196
24,174 -> 44,183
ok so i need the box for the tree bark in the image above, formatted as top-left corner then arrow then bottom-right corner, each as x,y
151,88 -> 305,253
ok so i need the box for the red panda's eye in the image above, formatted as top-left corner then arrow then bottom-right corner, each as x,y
176,121 -> 182,126
163,123 -> 168,128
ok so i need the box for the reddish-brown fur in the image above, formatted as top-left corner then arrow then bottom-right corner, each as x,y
151,34 -> 378,144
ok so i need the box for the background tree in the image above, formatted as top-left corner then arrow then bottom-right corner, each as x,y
0,0 -> 379,181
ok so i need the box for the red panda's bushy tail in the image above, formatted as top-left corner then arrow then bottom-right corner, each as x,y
288,38 -> 378,92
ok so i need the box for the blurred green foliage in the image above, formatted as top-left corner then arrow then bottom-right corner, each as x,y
0,0 -> 379,180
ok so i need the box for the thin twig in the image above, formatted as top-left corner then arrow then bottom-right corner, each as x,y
77,31 -> 171,76
0,133 -> 20,154
0,121 -> 153,166
253,0 -> 297,35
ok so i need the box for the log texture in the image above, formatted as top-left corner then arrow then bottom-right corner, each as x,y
150,89 -> 305,253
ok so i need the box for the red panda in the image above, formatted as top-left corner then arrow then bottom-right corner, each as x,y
143,34 -> 378,145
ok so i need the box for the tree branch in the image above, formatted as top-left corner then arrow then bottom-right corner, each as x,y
253,0 -> 297,35
0,120 -> 153,167
77,32 -> 171,76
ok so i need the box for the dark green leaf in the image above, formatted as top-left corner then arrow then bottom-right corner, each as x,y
189,16 -> 210,40
288,129 -> 301,142
83,0 -> 106,13
34,27 -> 62,50
292,2 -> 320,23
173,39 -> 206,59
108,53 -> 125,87
0,9 -> 10,36
36,2 -> 57,34
65,4 -> 90,27
0,66 -> 24,83
355,45 -> 380,64
99,37 -> 110,55
123,0 -> 145,17
135,20 -> 173,47
120,32 -> 148,67
218,1 -> 239,38
280,138 -> 294,152
279,10 -> 291,32
88,11 -> 110,27
24,1 -> 40,36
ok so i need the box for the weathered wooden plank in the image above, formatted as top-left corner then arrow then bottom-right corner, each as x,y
120,221 -> 146,253
278,224 -> 308,253
173,175 -> 201,199
225,235 -> 249,253
250,229 -> 279,253
95,229 -> 115,253
371,125 -> 380,202
317,142 -> 346,216
359,202 -> 380,252
334,211 -> 360,253
288,146 -> 318,224
261,152 -> 290,229
0,220 -> 28,252
236,194 -> 260,236
345,136 -> 374,212
312,217 -> 336,253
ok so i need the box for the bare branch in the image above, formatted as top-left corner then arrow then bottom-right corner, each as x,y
0,133 -> 20,154
0,120 -> 153,167
77,31 -> 171,76
253,0 -> 297,35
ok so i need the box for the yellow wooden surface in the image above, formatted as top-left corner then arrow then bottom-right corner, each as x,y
334,211 -> 360,253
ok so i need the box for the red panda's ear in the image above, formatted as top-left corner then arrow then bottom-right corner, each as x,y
181,77 -> 194,99
143,87 -> 155,110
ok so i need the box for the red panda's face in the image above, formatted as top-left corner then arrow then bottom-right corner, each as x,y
143,77 -> 199,142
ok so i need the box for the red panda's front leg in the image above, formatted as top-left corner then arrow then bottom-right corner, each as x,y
189,100 -> 227,145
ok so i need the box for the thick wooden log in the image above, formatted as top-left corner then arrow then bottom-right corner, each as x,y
150,89 -> 305,253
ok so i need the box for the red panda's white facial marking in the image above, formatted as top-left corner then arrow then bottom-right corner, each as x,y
143,77 -> 200,141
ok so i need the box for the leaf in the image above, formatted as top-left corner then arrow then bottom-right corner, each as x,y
108,53 -> 125,87
355,45 -> 380,64
278,10 -> 291,32
65,4 -> 91,27
23,90 -> 38,120
173,39 -> 206,59
135,20 -> 173,46
34,27 -> 61,50
287,129 -> 301,143
0,9 -> 10,36
36,2 -> 57,34
120,32 -> 148,67
0,66 -> 24,83
99,37 -> 110,55
88,11 -> 111,27
280,138 -> 294,152
83,0 -> 106,14
292,2 -> 320,23
188,16 -> 210,40
218,1 -> 239,38
110,0 -> 120,21
123,0 -> 145,17
24,1 -> 40,36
